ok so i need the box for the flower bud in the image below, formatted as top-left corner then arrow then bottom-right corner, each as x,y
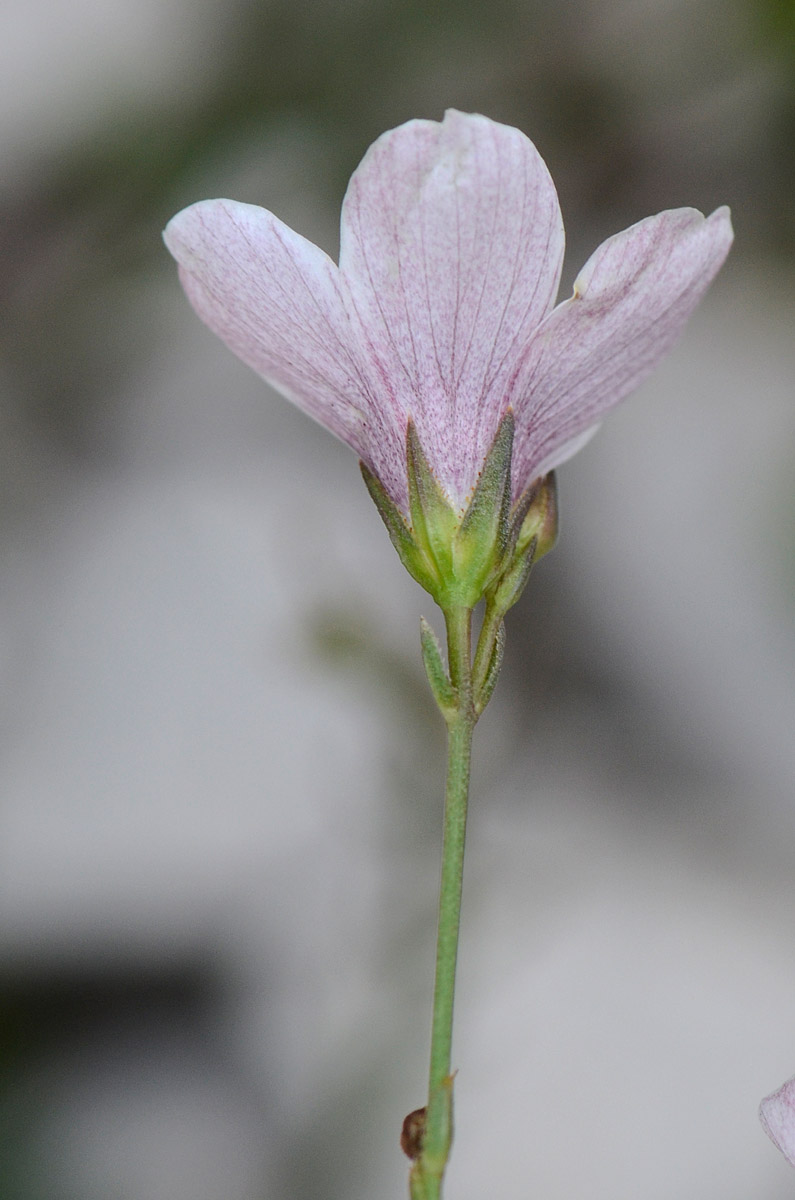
486,472 -> 558,615
514,471 -> 558,562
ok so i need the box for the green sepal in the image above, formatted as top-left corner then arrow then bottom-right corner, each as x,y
406,420 -> 459,587
420,617 -> 457,718
363,431 -> 558,612
452,409 -> 514,596
360,462 -> 438,595
475,620 -> 506,714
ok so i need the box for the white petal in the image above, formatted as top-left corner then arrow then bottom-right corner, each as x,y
340,109 -> 564,507
510,206 -> 734,494
164,199 -> 405,494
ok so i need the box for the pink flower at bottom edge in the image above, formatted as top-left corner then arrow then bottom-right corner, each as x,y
163,110 -> 732,517
761,1076 -> 795,1166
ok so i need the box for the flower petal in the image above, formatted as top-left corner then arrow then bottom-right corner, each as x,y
510,206 -> 734,495
340,109 -> 565,509
760,1076 -> 795,1167
163,198 -> 406,489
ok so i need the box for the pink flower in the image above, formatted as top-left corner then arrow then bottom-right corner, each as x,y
164,110 -> 732,516
761,1076 -> 795,1166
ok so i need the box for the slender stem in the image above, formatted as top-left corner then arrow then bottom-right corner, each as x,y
412,605 -> 475,1198
428,708 -> 472,1094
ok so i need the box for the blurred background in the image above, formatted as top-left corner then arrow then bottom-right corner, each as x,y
1,0 -> 795,1197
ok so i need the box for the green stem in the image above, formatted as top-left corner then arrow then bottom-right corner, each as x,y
412,605 -> 475,1199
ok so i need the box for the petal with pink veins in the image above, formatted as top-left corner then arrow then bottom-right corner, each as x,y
509,206 -> 734,498
163,198 -> 406,495
340,109 -> 565,509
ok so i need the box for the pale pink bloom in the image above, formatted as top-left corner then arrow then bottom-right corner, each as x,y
164,110 -> 732,515
761,1076 -> 795,1166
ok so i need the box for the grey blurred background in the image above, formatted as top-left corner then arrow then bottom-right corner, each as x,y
1,1 -> 795,1197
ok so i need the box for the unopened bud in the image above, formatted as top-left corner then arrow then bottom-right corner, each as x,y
515,471 -> 558,561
